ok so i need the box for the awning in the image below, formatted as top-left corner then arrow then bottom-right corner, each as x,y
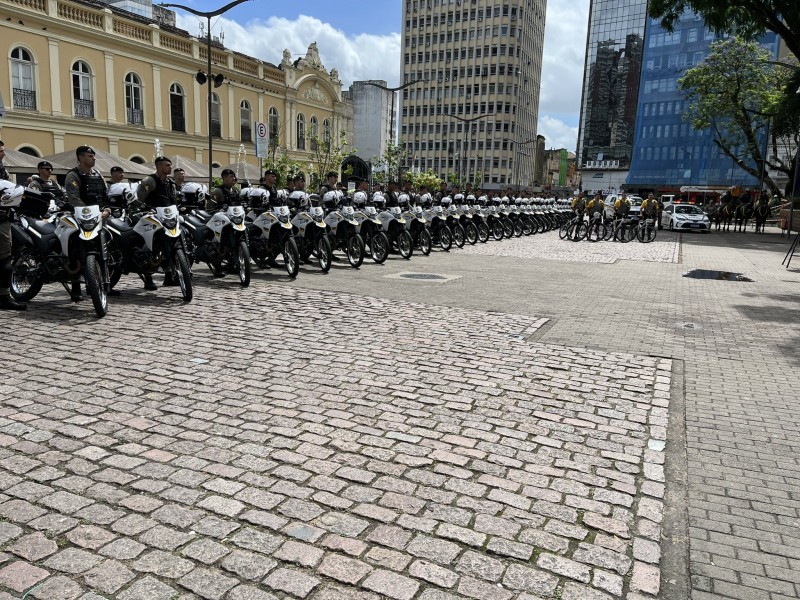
43,148 -> 152,177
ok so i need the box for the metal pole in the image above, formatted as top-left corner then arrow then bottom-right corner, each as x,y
207,15 -> 213,187
790,148 -> 799,238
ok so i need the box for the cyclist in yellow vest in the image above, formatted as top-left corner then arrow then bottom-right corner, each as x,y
586,194 -> 605,220
641,193 -> 659,219
614,193 -> 632,218
572,192 -> 586,215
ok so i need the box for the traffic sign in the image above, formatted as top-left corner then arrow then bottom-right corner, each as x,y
255,122 -> 268,158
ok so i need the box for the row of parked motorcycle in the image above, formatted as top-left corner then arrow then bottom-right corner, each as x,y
0,179 -> 572,318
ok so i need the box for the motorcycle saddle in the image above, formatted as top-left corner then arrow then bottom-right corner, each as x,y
108,217 -> 133,233
27,219 -> 56,236
184,214 -> 209,229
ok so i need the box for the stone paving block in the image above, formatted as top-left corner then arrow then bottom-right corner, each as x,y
44,548 -> 104,574
362,569 -> 420,600
221,549 -> 277,580
28,574 -> 84,600
263,566 -> 320,597
178,566 -> 238,599
181,538 -> 230,565
0,561 -> 50,593
132,549 -> 195,579
8,532 -> 58,561
117,574 -> 177,600
83,559 -> 135,594
318,553 -> 373,584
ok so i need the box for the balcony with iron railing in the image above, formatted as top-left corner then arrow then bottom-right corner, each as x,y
127,107 -> 144,126
74,98 -> 94,118
13,88 -> 37,111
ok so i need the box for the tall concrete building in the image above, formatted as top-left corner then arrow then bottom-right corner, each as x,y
576,0 -> 648,192
400,0 -> 546,190
343,80 -> 395,166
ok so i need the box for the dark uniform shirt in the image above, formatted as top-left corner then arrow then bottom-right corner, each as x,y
137,174 -> 179,208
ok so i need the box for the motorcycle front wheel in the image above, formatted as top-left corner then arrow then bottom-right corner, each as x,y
237,241 -> 251,286
513,220 -> 524,237
317,235 -> 332,273
371,231 -> 390,264
439,226 -> 453,251
398,230 -> 413,259
10,248 -> 44,302
85,254 -> 108,318
346,234 -> 365,269
491,220 -> 504,241
419,229 -> 432,255
452,224 -> 466,248
175,248 -> 193,302
283,238 -> 300,278
465,222 -> 478,245
477,222 -> 490,243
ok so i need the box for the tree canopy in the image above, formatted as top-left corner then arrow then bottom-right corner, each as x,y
648,0 -> 799,59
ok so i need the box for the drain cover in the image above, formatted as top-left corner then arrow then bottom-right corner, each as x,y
683,269 -> 753,282
399,273 -> 448,280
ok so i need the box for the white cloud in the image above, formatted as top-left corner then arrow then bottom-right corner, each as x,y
178,2 -> 589,151
175,14 -> 401,89
537,115 -> 579,152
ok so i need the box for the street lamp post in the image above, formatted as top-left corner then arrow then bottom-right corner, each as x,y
158,0 -> 251,186
505,138 -> 537,193
449,114 -> 491,189
364,80 -> 428,183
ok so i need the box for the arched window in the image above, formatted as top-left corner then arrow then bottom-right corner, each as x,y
125,73 -> 143,125
240,100 -> 252,142
323,118 -> 332,147
169,83 -> 185,132
310,116 -> 319,152
72,60 -> 93,118
17,146 -> 40,157
11,47 -> 36,111
268,107 -> 279,148
129,155 -> 145,164
210,92 -> 221,138
296,113 -> 306,150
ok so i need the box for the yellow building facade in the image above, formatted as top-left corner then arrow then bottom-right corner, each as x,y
0,0 -> 353,174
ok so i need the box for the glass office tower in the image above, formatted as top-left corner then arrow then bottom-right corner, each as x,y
625,12 -> 779,191
576,0 -> 648,171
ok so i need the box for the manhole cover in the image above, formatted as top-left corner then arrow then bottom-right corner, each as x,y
683,269 -> 753,282
399,273 -> 448,280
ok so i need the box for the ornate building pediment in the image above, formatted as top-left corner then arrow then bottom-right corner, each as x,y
302,82 -> 330,105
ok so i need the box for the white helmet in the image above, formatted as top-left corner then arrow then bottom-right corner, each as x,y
182,182 -> 208,203
108,182 -> 135,204
323,190 -> 339,206
277,189 -> 289,201
466,194 -> 476,202
353,190 -> 369,205
0,181 -> 24,208
420,192 -> 433,204
398,193 -> 411,205
453,193 -> 464,202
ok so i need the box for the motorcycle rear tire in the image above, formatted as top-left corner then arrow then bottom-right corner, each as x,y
452,224 -> 466,248
317,236 -> 332,273
346,234 -> 365,269
10,248 -> 44,302
283,238 -> 300,278
371,231 -> 390,264
419,229 -> 432,255
465,222 -> 478,245
237,241 -> 252,286
85,254 -> 108,318
398,231 -> 414,259
175,248 -> 193,302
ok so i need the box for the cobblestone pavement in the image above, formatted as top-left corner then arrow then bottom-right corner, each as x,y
458,230 -> 680,264
2,227 -> 798,600
0,277 -> 672,599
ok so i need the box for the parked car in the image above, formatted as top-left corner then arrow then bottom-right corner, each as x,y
604,194 -> 643,219
660,202 -> 710,232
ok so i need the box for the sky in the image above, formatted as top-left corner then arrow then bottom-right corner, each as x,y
169,0 -> 590,151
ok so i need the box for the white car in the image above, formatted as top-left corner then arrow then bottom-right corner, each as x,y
661,202 -> 710,232
604,194 -> 643,219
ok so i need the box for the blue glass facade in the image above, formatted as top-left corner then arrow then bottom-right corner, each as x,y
625,13 -> 779,191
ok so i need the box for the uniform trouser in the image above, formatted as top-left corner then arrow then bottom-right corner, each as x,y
0,221 -> 12,296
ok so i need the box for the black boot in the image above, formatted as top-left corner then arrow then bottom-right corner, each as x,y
163,272 -> 180,287
70,281 -> 84,302
143,274 -> 158,291
0,294 -> 26,311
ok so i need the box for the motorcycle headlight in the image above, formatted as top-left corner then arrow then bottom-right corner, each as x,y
163,218 -> 178,229
279,214 -> 289,223
79,217 -> 100,231
231,215 -> 244,225
313,213 -> 323,222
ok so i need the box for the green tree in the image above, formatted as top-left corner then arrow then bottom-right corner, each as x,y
648,0 -> 800,60
678,37 -> 796,196
405,169 -> 443,191
371,141 -> 409,184
308,130 -> 355,191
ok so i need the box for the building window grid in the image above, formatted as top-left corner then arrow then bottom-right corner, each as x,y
72,60 -> 94,118
11,47 -> 36,111
124,72 -> 144,126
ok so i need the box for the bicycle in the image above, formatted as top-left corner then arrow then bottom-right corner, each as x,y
560,214 -> 587,241
607,216 -> 636,243
636,216 -> 657,243
586,210 -> 606,242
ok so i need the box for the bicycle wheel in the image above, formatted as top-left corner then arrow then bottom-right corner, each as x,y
637,220 -> 657,243
603,221 -> 615,241
587,221 -> 606,242
572,222 -> 588,241
559,221 -> 570,240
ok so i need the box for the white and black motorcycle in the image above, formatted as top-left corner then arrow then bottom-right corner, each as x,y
289,192 -> 332,273
323,191 -> 365,268
353,190 -> 390,264
6,184 -> 112,317
105,204 -> 193,302
183,200 -> 250,286
242,188 -> 301,278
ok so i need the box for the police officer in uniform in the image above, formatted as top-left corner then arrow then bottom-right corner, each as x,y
318,171 -> 338,197
207,169 -> 239,210
0,140 -> 26,310
385,181 -> 400,208
64,146 -> 110,301
27,161 -> 65,207
261,169 -> 279,209
137,156 -> 181,289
